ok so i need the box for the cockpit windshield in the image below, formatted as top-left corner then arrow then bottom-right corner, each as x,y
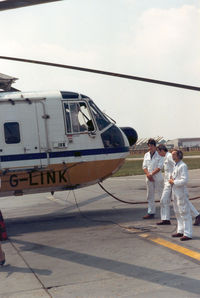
88,100 -> 110,131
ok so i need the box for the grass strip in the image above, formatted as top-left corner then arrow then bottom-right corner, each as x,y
128,151 -> 200,159
113,158 -> 200,177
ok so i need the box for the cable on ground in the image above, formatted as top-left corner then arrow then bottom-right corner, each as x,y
98,182 -> 200,205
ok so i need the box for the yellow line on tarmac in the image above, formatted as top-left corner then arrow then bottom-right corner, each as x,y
140,233 -> 200,261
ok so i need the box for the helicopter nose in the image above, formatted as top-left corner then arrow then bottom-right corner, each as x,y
120,127 -> 138,146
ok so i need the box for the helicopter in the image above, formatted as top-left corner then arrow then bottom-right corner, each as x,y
0,62 -> 139,197
0,55 -> 199,198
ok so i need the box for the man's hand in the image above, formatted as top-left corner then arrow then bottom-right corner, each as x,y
169,178 -> 174,185
147,173 -> 154,181
143,168 -> 154,181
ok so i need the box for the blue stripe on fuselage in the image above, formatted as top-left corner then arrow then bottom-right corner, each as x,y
0,152 -> 47,162
0,147 -> 129,162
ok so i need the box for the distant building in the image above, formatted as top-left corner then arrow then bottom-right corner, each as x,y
133,136 -> 165,150
132,137 -> 200,153
166,138 -> 200,149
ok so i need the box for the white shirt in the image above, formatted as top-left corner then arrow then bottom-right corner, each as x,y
171,160 -> 189,204
172,160 -> 188,187
143,151 -> 164,178
163,152 -> 175,182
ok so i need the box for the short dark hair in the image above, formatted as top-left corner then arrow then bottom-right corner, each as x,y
147,138 -> 156,146
172,149 -> 183,160
157,144 -> 168,152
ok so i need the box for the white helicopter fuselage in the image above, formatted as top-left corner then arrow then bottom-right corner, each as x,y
0,90 -> 130,196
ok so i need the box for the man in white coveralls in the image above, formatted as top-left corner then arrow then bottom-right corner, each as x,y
142,138 -> 164,219
157,144 -> 200,226
169,149 -> 192,241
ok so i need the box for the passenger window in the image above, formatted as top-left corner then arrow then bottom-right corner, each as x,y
4,122 -> 21,144
63,101 -> 94,134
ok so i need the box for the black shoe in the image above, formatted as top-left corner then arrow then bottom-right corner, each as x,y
143,214 -> 154,219
193,214 -> 200,226
172,233 -> 183,238
180,236 -> 192,241
157,220 -> 171,225
0,252 -> 5,266
0,259 -> 5,266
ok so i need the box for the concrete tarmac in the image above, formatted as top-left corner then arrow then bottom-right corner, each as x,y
0,170 -> 200,297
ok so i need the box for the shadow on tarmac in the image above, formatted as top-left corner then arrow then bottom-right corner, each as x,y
0,264 -> 51,276
10,237 -> 200,296
5,206 -> 149,237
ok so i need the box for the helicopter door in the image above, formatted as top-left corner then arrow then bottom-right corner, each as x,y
0,101 -> 46,170
33,100 -> 49,167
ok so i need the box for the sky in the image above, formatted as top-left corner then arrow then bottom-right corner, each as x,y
0,0 -> 200,141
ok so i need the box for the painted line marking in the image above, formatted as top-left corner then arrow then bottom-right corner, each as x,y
140,233 -> 200,261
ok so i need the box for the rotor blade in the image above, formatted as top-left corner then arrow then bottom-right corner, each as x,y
0,55 -> 199,91
0,0 -> 62,11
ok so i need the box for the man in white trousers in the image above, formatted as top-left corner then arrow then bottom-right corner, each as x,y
169,149 -> 192,241
142,139 -> 164,219
157,144 -> 200,226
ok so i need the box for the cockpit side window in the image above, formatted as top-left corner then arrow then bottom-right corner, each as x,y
63,101 -> 94,134
64,103 -> 72,133
70,103 -> 80,133
88,100 -> 110,131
